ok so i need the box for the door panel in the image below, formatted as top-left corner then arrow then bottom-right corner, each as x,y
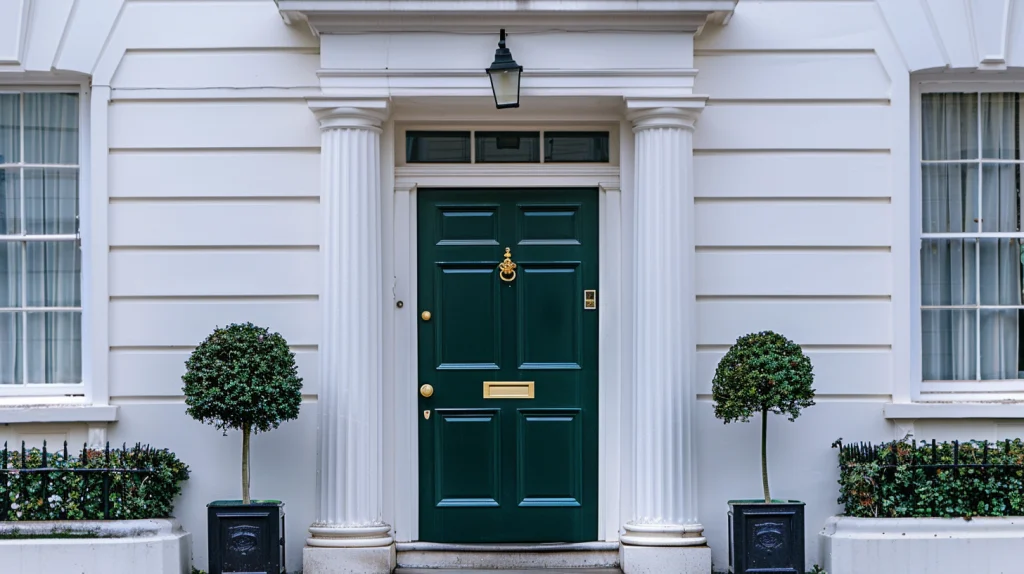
435,409 -> 501,507
437,266 -> 500,369
418,188 -> 598,543
518,264 -> 582,369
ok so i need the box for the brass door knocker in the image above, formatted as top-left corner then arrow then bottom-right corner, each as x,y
498,247 -> 517,282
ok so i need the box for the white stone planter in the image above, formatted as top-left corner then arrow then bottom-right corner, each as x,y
0,518 -> 191,574
820,515 -> 1024,574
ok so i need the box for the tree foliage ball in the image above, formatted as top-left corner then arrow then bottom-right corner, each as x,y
182,322 -> 303,434
711,330 -> 815,424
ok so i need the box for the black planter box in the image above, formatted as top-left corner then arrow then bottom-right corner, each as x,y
728,500 -> 804,574
208,500 -> 286,574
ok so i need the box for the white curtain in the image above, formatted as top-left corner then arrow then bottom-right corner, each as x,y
922,92 -> 1022,380
0,93 -> 81,385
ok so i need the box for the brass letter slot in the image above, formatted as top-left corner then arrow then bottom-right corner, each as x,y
483,381 -> 535,399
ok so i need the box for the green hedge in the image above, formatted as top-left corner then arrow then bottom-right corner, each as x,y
0,444 -> 190,521
836,438 -> 1024,518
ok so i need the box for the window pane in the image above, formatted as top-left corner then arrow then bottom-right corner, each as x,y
406,131 -> 470,163
544,131 -> 610,162
922,164 -> 979,233
475,131 -> 539,163
922,309 -> 976,380
979,238 -> 1022,306
922,93 -> 978,160
26,241 -> 80,307
981,93 -> 1020,160
981,164 -> 1020,232
25,311 -> 81,384
0,241 -> 20,308
0,168 -> 19,234
0,94 -> 18,165
24,93 -> 78,165
980,309 -> 1022,380
24,168 -> 78,235
0,312 -> 22,384
921,238 -> 977,306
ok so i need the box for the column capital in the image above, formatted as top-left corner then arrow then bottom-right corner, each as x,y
625,97 -> 707,131
307,97 -> 390,131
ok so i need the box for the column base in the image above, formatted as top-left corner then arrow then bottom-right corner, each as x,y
620,544 -> 711,574
620,523 -> 707,546
303,544 -> 396,574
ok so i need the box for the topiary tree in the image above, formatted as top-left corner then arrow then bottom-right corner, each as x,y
182,322 -> 302,504
711,330 -> 815,503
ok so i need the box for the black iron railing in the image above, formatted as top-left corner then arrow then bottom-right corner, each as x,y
834,438 -> 1024,474
0,441 -> 157,521
833,437 -> 1024,518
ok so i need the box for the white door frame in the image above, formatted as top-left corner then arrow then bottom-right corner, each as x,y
381,115 -> 633,544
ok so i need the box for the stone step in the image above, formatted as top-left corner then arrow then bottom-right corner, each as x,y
395,570 -> 622,574
395,542 -> 620,570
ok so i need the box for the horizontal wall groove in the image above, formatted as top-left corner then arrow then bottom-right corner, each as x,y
111,90 -> 321,102
108,147 -> 321,153
110,96 -> 311,104
696,147 -> 888,154
706,99 -> 891,106
109,148 -> 320,155
108,196 -> 319,204
696,295 -> 891,302
697,394 -> 891,402
694,149 -> 891,156
696,245 -> 892,252
110,344 -> 318,352
697,344 -> 893,352
109,245 -> 320,252
694,49 -> 878,56
123,47 -> 319,55
110,395 -> 318,405
694,197 -> 891,204
109,295 -> 318,302
696,246 -> 891,253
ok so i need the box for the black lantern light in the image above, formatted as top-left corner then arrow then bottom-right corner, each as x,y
485,29 -> 523,109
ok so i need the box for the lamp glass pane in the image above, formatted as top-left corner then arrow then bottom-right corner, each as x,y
489,69 -> 520,107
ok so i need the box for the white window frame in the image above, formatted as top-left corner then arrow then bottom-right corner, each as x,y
911,76 -> 1024,402
0,82 -> 93,404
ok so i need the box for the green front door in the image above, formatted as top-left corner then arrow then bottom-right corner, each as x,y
417,188 -> 599,543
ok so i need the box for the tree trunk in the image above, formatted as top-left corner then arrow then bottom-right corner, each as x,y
761,407 -> 770,503
242,423 -> 251,505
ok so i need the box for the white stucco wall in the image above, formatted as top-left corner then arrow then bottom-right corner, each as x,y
3,0 -> 1024,572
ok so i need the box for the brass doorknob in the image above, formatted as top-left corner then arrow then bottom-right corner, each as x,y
420,384 -> 434,398
421,311 -> 432,321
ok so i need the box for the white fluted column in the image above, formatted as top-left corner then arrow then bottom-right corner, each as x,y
304,99 -> 395,574
621,99 -> 707,573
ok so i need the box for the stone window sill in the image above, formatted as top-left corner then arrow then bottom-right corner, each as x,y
884,402 -> 1024,419
0,404 -> 118,424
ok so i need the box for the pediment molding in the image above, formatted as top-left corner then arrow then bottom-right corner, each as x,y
276,0 -> 737,34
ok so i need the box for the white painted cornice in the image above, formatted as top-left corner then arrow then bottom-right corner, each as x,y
0,0 -> 32,65
0,0 -> 123,76
277,0 -> 736,34
878,0 -> 1024,72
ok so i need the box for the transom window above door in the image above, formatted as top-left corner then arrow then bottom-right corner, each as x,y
919,91 -> 1023,387
405,130 -> 611,164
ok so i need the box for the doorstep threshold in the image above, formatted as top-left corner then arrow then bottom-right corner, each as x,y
396,542 -> 619,552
